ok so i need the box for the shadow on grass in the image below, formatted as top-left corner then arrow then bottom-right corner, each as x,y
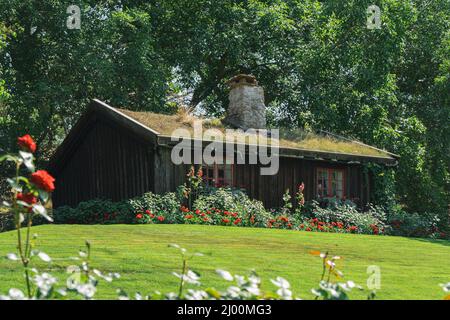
409,237 -> 450,247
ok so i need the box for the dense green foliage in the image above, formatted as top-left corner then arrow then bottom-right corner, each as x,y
50,187 -> 446,239
0,0 -> 448,217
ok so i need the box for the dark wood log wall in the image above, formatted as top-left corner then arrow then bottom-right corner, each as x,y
52,119 -> 155,207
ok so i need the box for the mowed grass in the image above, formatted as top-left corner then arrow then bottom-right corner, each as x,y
0,224 -> 449,299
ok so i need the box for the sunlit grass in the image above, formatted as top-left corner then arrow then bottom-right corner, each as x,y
0,224 -> 448,299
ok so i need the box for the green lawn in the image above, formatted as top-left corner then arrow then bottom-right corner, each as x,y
0,224 -> 449,299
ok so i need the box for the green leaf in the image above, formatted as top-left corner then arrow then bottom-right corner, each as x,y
0,154 -> 19,163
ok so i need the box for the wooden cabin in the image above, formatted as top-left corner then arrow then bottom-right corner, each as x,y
48,75 -> 398,208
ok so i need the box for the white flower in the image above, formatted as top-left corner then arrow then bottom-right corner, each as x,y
38,252 -> 52,262
172,270 -> 201,286
271,276 -> 290,289
216,269 -> 234,281
226,286 -> 241,298
34,273 -> 57,296
6,253 -> 19,261
440,282 -> 450,292
4,288 -> 25,300
77,283 -> 96,299
245,286 -> 260,296
185,289 -> 208,300
276,288 -> 293,299
234,275 -> 245,286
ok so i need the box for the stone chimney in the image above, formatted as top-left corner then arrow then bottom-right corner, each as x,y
225,74 -> 266,130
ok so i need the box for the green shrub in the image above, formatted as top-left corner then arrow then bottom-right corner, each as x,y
305,201 -> 388,235
54,199 -> 134,224
130,192 -> 181,224
193,188 -> 273,227
387,208 -> 443,238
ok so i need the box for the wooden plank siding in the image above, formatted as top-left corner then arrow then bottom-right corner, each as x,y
52,119 -> 155,207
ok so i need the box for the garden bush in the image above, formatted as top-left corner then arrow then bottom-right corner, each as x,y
192,188 -> 273,228
386,208 -> 443,238
302,201 -> 389,235
130,191 -> 181,224
54,199 -> 134,224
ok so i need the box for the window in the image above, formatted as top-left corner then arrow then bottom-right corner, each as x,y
317,168 -> 345,199
202,162 -> 234,187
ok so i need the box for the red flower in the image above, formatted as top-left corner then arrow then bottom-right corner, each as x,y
17,134 -> 36,153
195,209 -> 201,215
298,182 -> 305,192
136,214 -> 143,219
306,227 -> 312,231
203,217 -> 209,222
250,216 -> 255,224
185,214 -> 193,219
287,223 -> 292,228
145,210 -> 152,215
17,192 -> 37,205
231,212 -> 238,217
299,224 -> 304,229
157,216 -> 165,222
150,214 -> 155,218
234,218 -> 242,225
222,218 -> 230,224
30,170 -> 55,192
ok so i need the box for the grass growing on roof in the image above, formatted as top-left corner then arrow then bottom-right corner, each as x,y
0,224 -> 448,299
118,109 -> 390,158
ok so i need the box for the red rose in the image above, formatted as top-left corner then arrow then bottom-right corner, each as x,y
157,216 -> 165,222
145,210 -> 151,215
150,214 -> 155,218
306,227 -> 312,231
136,214 -> 143,219
30,170 -> 55,192
17,134 -> 36,153
17,192 -> 37,205
195,209 -> 201,215
222,218 -> 230,224
234,218 -> 242,225
185,214 -> 193,219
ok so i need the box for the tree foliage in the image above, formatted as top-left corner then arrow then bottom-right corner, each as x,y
0,0 -> 448,216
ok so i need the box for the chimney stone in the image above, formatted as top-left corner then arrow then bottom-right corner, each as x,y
225,74 -> 266,130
